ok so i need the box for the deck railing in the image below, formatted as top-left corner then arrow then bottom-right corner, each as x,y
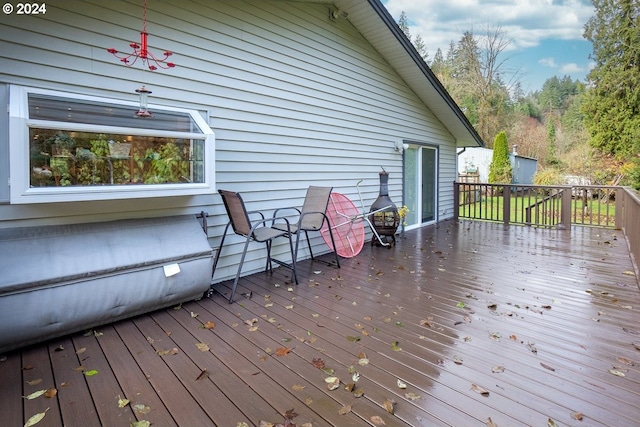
454,183 -> 623,229
620,187 -> 640,275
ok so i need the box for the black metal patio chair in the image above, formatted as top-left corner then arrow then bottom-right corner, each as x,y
272,186 -> 340,268
213,189 -> 298,303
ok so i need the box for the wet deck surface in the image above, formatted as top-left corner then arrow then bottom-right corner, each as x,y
1,220 -> 639,426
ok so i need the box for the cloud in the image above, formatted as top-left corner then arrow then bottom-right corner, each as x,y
383,0 -> 594,54
539,57 -> 558,68
560,63 -> 584,73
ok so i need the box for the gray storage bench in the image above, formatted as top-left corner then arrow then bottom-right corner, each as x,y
0,215 -> 214,354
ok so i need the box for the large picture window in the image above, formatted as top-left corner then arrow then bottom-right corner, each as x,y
9,86 -> 215,204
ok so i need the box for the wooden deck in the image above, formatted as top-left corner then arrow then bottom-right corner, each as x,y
1,220 -> 639,427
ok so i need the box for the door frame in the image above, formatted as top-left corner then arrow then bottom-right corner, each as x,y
402,141 -> 439,231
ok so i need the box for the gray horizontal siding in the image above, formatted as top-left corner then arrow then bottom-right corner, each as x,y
0,0 -> 457,280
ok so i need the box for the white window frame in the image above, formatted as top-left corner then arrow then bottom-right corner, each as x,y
9,85 -> 215,204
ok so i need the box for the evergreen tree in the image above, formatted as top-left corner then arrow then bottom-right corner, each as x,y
488,131 -> 513,183
582,0 -> 640,188
546,119 -> 560,166
413,34 -> 429,63
398,11 -> 411,40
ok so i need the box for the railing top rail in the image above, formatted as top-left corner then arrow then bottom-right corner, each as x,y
454,182 -> 624,191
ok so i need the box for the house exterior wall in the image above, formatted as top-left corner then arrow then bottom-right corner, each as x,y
0,0 -> 458,281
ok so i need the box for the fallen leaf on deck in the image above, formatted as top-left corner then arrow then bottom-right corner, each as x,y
490,332 -> 502,341
453,355 -> 464,365
195,369 -> 209,381
346,335 -> 361,342
285,305 -> 294,310
275,347 -> 291,356
457,302 -> 466,308
132,404 -> 151,414
491,366 -> 505,373
338,404 -> 352,415
623,270 -> 635,276
486,417 -> 498,427
133,403 -> 151,414
117,396 -> 130,408
54,345 -> 64,352
284,409 -> 298,423
325,376 -> 340,390
391,341 -> 401,351
203,321 -> 216,329
471,384 -> 490,396
487,303 -> 497,310
527,342 -> 538,353
540,363 -> 556,372
370,415 -> 386,425
26,379 -> 42,386
405,392 -> 421,400
311,358 -> 325,369
397,379 -> 407,389
24,408 -> 49,427
617,357 -> 634,366
358,357 -> 370,366
196,343 -> 210,352
608,369 -> 626,377
292,384 -> 306,391
548,418 -> 557,426
44,388 -> 57,398
571,412 -> 583,420
84,369 -> 99,376
24,390 -> 46,400
130,421 -> 151,427
190,311 -> 198,318
383,398 -> 395,414
344,383 -> 355,392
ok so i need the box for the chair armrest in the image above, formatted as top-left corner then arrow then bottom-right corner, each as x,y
246,210 -> 266,221
249,216 -> 293,234
298,210 -> 330,230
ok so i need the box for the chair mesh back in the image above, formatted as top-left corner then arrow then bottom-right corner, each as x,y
300,186 -> 332,230
219,190 -> 252,236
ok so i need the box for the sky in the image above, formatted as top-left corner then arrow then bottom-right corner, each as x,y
381,0 -> 595,93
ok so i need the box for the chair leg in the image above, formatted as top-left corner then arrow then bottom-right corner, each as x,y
287,234 -> 298,285
325,224 -> 341,268
304,230 -> 315,261
265,240 -> 274,274
229,237 -> 252,303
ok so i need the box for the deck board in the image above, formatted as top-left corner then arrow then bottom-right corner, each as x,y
1,220 -> 639,426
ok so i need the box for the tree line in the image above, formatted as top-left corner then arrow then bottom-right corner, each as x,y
397,1 -> 640,189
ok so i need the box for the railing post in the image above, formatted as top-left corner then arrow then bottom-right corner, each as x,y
560,188 -> 572,231
502,185 -> 510,226
615,188 -> 624,229
453,182 -> 459,221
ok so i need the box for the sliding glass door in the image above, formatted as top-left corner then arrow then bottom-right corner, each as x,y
403,144 -> 437,229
